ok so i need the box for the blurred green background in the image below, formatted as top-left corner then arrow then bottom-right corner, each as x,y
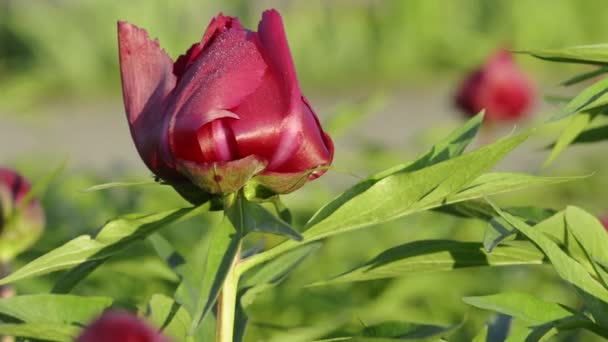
2,0 -> 608,341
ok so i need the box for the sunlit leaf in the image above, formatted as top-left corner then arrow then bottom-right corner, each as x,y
239,243 -> 322,308
0,294 -> 112,324
313,240 -> 544,285
550,77 -> 608,121
172,216 -> 240,335
227,194 -> 302,241
520,44 -> 608,65
303,132 -> 530,242
561,66 -> 608,86
81,180 -> 158,192
544,112 -> 596,166
0,204 -> 208,286
489,203 -> 608,326
463,292 -> 573,324
0,323 -> 79,342
145,294 -> 193,342
307,112 -> 485,230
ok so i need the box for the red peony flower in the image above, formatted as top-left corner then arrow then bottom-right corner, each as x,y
0,167 -> 45,261
76,311 -> 169,342
601,216 -> 608,231
118,10 -> 333,199
455,49 -> 535,122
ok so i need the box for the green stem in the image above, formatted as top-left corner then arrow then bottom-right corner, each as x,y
217,243 -> 241,342
236,239 -> 297,277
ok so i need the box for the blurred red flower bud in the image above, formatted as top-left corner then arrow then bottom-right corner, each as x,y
601,216 -> 608,231
0,168 -> 45,261
118,10 -> 333,200
77,311 -> 169,342
455,49 -> 535,122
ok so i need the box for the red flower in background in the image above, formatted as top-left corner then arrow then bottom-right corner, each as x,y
118,10 -> 333,198
455,49 -> 535,122
0,168 -> 45,262
77,311 -> 169,342
601,216 -> 608,231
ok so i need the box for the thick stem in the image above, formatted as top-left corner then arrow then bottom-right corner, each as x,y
216,243 -> 241,342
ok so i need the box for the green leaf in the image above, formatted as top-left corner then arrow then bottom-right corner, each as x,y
227,194 -> 302,241
0,204 -> 208,286
551,77 -> 608,121
565,123 -> 608,145
266,322 -> 341,342
52,259 -> 108,294
544,112 -> 596,166
564,206 -> 608,285
463,292 -> 573,324
561,66 -> 608,86
307,112 -> 484,230
483,206 -> 556,253
172,216 -> 241,335
472,325 -> 488,342
313,321 -> 458,341
445,172 -> 580,204
0,294 -> 112,324
520,44 -> 608,65
359,321 -> 458,339
303,131 -> 530,241
239,242 -> 322,308
489,203 -> 608,326
0,323 -> 79,342
81,180 -> 158,192
145,294 -> 193,342
313,240 -> 544,285
269,196 -> 293,225
525,315 -> 608,341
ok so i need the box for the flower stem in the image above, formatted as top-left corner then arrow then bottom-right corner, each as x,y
216,242 -> 241,342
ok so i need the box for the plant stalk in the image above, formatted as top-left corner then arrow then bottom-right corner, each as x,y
216,243 -> 242,342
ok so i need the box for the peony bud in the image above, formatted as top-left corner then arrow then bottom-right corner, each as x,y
118,10 -> 333,202
76,311 -> 170,342
455,49 -> 535,122
0,168 -> 45,262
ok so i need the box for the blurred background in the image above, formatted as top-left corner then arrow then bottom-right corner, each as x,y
2,0 -> 608,340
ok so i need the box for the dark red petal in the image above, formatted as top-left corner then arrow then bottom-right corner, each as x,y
264,97 -> 334,173
173,14 -> 243,78
231,70 -> 290,162
0,168 -> 31,205
257,9 -> 300,106
77,312 -> 169,342
118,22 -> 179,180
168,27 -> 267,164
230,10 -> 332,175
455,70 -> 484,116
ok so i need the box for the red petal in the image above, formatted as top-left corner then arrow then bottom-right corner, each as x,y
230,10 -> 333,174
265,97 -> 334,173
118,22 -> 179,179
173,14 -> 243,79
257,9 -> 300,107
169,27 -> 267,163
77,312 -> 169,342
0,167 -> 31,204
